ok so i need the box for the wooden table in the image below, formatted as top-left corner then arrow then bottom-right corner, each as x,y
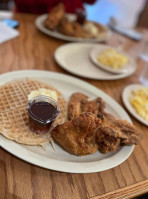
0,13 -> 148,199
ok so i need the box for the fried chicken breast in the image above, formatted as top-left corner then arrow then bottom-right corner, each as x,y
51,112 -> 101,156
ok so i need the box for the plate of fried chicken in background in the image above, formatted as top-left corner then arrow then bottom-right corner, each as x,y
0,70 -> 143,173
35,3 -> 110,42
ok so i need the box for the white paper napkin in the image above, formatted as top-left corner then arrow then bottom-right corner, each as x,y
0,10 -> 13,19
0,22 -> 19,44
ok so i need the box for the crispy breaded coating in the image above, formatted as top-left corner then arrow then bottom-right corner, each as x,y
58,17 -> 93,38
96,127 -> 121,153
51,112 -> 101,156
44,3 -> 65,30
68,92 -> 88,120
68,92 -> 106,120
95,112 -> 143,153
82,97 -> 106,119
102,113 -> 143,145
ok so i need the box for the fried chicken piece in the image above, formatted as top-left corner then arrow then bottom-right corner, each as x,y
51,112 -> 101,156
68,92 -> 106,120
96,127 -> 121,153
95,112 -> 143,153
44,3 -> 65,30
82,97 -> 106,119
58,17 -> 85,38
68,92 -> 88,120
58,17 -> 94,38
102,113 -> 143,145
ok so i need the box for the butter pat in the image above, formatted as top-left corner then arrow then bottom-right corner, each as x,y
28,88 -> 58,101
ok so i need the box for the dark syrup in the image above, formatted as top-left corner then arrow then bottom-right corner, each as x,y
30,102 -> 57,122
28,101 -> 59,134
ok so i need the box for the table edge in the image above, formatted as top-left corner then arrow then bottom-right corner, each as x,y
90,179 -> 148,199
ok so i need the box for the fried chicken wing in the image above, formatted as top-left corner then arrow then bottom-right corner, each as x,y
51,112 -> 101,156
82,97 -> 106,119
96,127 -> 121,153
68,92 -> 88,120
102,113 -> 143,145
95,112 -> 143,153
68,92 -> 106,120
44,3 -> 65,30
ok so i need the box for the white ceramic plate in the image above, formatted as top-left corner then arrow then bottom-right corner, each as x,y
54,43 -> 136,80
90,45 -> 135,74
122,84 -> 148,126
0,70 -> 134,173
35,14 -> 110,42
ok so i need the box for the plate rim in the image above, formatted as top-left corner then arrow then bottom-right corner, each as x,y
35,13 -> 110,43
54,42 -> 136,80
122,83 -> 148,126
0,70 -> 134,173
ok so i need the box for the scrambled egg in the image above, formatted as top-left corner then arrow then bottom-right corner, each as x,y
130,88 -> 148,120
28,88 -> 57,101
97,48 -> 128,69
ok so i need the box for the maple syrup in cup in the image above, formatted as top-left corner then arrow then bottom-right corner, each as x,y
27,95 -> 60,134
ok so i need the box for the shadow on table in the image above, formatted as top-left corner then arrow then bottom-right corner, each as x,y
133,193 -> 148,199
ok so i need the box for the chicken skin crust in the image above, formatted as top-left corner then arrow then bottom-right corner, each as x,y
68,92 -> 106,120
96,112 -> 143,153
44,3 -> 65,30
51,112 -> 102,156
58,17 -> 93,38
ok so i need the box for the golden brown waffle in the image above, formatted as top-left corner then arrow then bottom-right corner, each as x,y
0,78 -> 67,146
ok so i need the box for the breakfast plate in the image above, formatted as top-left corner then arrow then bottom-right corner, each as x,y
90,45 -> 135,74
0,70 -> 134,173
54,43 -> 137,80
122,84 -> 148,126
35,14 -> 110,42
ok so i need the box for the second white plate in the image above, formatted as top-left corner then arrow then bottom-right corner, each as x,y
54,43 -> 136,80
122,84 -> 148,126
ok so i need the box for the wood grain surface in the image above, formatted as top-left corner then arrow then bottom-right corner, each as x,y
0,13 -> 148,199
